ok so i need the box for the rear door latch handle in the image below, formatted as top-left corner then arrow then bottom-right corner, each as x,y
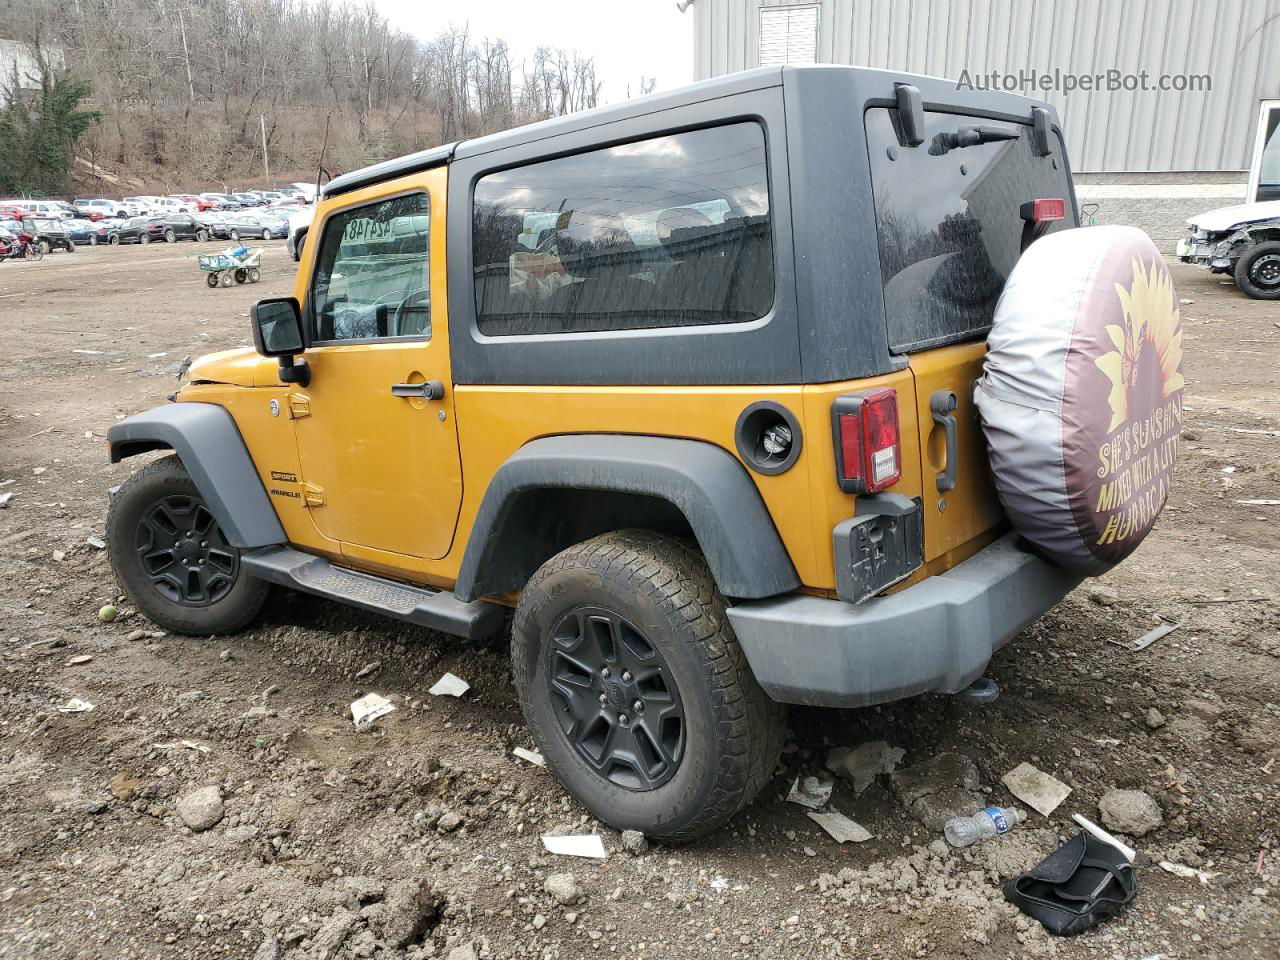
391,380 -> 444,401
930,390 -> 958,493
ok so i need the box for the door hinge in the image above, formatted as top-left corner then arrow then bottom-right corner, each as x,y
287,393 -> 311,419
301,482 -> 325,507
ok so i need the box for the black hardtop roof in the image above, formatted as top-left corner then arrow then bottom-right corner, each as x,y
321,64 -> 1059,200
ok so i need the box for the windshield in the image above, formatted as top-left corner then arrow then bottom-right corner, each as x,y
865,107 -> 1076,353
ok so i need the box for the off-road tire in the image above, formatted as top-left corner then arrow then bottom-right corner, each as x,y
512,530 -> 786,841
37,240 -> 50,255
66,240 -> 76,253
1233,242 -> 1280,300
106,455 -> 269,635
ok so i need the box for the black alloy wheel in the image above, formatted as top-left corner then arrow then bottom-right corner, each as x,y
546,606 -> 685,791
134,495 -> 239,606
511,530 -> 786,840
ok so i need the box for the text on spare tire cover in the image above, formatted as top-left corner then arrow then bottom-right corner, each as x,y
1064,247 -> 1184,564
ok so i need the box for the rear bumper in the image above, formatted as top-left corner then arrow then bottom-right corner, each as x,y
726,533 -> 1081,708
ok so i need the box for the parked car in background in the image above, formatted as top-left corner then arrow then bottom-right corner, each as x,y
13,200 -> 74,220
109,217 -> 151,243
121,197 -> 157,216
63,218 -> 111,246
231,192 -> 263,207
199,193 -> 241,210
147,196 -> 192,214
75,198 -> 126,220
1178,200 -> 1280,300
22,216 -> 76,253
206,210 -> 288,241
286,205 -> 313,261
110,213 -> 209,244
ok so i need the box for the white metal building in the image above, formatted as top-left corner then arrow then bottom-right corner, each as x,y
689,0 -> 1280,239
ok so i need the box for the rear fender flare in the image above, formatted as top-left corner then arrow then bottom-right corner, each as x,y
454,434 -> 800,602
107,402 -> 285,548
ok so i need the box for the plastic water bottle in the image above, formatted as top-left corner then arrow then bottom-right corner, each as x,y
944,806 -> 1026,848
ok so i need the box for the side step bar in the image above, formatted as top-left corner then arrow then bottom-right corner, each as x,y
242,546 -> 505,641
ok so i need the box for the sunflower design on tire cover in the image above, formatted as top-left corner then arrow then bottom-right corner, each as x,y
1095,256 -> 1185,433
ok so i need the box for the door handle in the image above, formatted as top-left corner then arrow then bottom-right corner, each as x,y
391,380 -> 444,401
930,390 -> 958,493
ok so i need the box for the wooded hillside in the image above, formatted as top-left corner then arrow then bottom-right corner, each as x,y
4,0 -> 609,193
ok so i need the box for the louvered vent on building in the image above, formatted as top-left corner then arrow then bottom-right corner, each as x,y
759,6 -> 819,66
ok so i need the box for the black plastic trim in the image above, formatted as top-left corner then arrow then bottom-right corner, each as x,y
322,143 -> 457,198
454,434 -> 799,602
107,403 -> 286,549
243,545 -> 503,640
832,493 -> 923,605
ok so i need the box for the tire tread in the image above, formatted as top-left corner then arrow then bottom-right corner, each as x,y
513,529 -> 785,842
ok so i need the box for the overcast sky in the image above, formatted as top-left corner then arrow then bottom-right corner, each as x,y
372,0 -> 697,103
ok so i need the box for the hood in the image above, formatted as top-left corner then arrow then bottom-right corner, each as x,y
1186,200 -> 1280,232
185,347 -> 279,387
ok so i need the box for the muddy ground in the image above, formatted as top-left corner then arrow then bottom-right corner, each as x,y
0,242 -> 1277,960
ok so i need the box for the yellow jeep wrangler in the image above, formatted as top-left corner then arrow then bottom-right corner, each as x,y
105,67 -> 1181,840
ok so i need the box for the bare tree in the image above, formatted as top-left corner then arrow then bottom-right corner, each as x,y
2,0 -> 607,192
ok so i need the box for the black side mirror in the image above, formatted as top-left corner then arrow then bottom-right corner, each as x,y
250,297 -> 310,386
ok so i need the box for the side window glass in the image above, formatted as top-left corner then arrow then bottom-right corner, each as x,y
309,193 -> 431,342
472,122 -> 774,336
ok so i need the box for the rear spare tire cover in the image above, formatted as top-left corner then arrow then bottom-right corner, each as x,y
974,225 -> 1184,575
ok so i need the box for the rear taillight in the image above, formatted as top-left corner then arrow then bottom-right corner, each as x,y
831,388 -> 902,494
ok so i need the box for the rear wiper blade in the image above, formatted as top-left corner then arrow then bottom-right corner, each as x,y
929,124 -> 1020,155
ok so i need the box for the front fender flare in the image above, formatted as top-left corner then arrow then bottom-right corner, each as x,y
107,402 -> 286,548
455,434 -> 800,602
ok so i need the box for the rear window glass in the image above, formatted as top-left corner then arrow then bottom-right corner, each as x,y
472,122 -> 774,336
865,108 -> 1074,353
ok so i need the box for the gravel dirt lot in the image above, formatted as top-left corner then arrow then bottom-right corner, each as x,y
0,243 -> 1277,959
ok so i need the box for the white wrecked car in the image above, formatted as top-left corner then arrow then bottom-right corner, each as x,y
1176,200 -> 1280,299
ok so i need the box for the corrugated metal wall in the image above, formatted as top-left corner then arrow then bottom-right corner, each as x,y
693,0 -> 1280,172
